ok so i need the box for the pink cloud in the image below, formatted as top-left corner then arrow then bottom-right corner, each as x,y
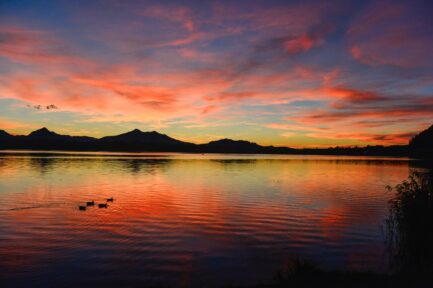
284,34 -> 315,54
288,107 -> 433,124
209,1 -> 338,35
140,5 -> 196,32
176,48 -> 216,63
0,26 -> 92,67
347,1 -> 433,68
283,24 -> 333,55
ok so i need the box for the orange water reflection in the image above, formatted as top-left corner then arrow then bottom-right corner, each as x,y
0,155 -> 411,287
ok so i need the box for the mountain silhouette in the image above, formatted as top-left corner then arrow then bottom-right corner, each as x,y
409,124 -> 433,159
204,139 -> 262,152
199,138 -> 294,154
207,138 -> 260,148
27,127 -> 96,143
0,130 -> 12,138
28,127 -> 62,138
97,129 -> 194,151
100,129 -> 189,145
0,126 -> 425,156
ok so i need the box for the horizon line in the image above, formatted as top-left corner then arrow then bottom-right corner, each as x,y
0,126 -> 414,149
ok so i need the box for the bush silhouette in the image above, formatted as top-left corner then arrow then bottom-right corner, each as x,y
385,170 -> 433,277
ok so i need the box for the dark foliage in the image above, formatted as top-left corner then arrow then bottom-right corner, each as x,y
385,170 -> 433,277
409,124 -> 433,159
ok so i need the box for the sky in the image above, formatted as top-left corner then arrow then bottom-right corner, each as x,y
0,0 -> 432,147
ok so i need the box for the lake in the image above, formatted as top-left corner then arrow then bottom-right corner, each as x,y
0,152 -> 417,287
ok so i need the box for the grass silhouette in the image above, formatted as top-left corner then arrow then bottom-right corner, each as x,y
385,170 -> 433,277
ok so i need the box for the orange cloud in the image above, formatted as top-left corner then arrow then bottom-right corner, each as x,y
325,87 -> 386,104
0,117 -> 35,131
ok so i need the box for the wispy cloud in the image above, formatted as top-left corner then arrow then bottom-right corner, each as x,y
0,1 -> 432,145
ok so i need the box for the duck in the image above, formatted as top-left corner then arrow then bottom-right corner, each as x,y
86,200 -> 95,206
79,205 -> 86,211
98,203 -> 108,208
106,197 -> 114,202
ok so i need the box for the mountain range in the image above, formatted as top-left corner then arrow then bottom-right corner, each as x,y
0,125 -> 431,158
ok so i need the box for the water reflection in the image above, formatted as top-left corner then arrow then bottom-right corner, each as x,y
29,157 -> 57,174
0,154 -> 413,287
121,159 -> 173,174
210,159 -> 257,165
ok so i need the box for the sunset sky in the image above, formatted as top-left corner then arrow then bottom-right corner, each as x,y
0,0 -> 432,147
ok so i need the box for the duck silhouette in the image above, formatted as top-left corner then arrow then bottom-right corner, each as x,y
79,205 -> 86,211
98,203 -> 108,208
86,200 -> 95,206
106,197 -> 114,202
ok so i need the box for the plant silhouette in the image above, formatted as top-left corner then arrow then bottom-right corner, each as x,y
385,170 -> 433,278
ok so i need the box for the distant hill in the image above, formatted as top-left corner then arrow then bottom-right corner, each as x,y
0,126 -> 421,156
201,139 -> 264,153
0,130 -> 12,138
101,129 -> 190,145
28,127 -> 96,142
200,139 -> 296,154
28,127 -> 64,139
409,125 -> 433,159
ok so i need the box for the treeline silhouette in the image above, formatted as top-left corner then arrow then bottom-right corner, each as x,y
409,124 -> 433,159
0,124 -> 431,158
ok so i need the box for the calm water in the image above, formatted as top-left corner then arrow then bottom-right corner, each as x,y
0,152 -> 414,287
